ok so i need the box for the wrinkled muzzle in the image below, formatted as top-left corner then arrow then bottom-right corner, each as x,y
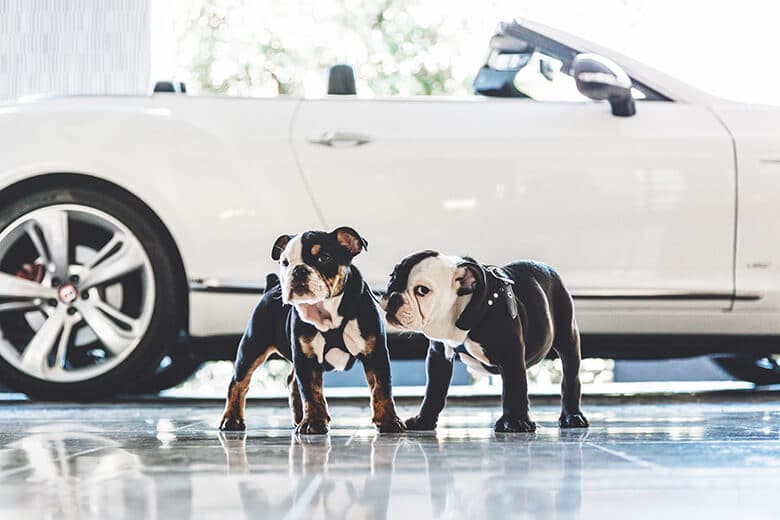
385,292 -> 419,329
281,264 -> 329,304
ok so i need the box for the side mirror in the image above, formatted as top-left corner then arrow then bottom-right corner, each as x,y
572,53 -> 635,117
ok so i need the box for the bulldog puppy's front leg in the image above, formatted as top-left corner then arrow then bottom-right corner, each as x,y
361,348 -> 406,433
495,336 -> 536,433
286,368 -> 304,427
406,341 -> 454,431
293,337 -> 330,434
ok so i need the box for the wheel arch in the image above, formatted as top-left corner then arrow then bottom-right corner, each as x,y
0,172 -> 190,338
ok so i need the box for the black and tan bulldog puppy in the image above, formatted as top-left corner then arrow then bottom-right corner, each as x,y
220,227 -> 405,434
383,251 -> 588,433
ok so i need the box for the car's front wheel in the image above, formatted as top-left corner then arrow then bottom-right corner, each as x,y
0,185 -> 180,400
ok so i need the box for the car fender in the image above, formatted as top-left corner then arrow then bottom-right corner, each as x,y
0,95 -> 316,286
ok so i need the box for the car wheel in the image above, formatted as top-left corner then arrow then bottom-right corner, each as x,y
713,355 -> 780,385
0,186 -> 180,400
133,355 -> 202,394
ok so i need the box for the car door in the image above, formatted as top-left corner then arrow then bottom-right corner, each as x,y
290,96 -> 734,312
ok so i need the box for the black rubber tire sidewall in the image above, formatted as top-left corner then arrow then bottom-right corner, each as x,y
0,186 -> 179,400
132,357 -> 202,394
713,355 -> 780,386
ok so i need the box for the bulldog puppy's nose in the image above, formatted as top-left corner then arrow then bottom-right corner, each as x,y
291,265 -> 309,281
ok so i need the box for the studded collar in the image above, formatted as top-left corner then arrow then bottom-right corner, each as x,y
456,264 -> 519,331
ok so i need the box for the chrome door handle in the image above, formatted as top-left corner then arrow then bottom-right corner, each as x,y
308,131 -> 372,147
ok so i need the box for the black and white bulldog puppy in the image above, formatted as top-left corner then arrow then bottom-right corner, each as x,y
220,227 -> 405,434
383,251 -> 588,433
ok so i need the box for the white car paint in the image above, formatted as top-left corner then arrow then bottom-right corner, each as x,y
292,99 -> 735,309
1,20 -> 779,343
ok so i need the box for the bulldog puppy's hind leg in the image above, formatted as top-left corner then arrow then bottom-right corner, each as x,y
220,341 -> 278,431
495,332 -> 536,433
553,320 -> 589,428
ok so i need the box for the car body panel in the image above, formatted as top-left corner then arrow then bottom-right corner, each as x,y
292,98 -> 735,311
710,103 -> 780,313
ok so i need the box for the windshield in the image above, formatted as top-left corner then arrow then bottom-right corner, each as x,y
524,6 -> 780,106
474,22 -> 658,102
511,50 -> 646,102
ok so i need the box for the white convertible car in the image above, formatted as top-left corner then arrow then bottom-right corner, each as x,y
1,20 -> 779,399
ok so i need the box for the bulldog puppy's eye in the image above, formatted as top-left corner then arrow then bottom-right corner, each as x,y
281,258 -> 290,267
318,252 -> 333,264
414,285 -> 430,297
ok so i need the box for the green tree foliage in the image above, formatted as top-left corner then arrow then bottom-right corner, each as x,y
179,0 -> 473,97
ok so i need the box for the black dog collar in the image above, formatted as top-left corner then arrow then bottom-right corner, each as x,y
456,264 -> 518,331
485,266 -> 518,320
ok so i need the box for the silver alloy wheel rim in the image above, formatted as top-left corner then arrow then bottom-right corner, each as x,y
0,204 -> 155,383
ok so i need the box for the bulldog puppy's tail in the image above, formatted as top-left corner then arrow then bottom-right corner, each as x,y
265,272 -> 280,290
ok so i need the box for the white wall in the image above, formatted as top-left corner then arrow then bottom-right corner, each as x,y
0,0 -> 150,100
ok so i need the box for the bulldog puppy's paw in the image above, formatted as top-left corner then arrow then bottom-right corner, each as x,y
377,416 -> 407,434
405,415 -> 438,431
558,412 -> 589,428
295,418 -> 329,435
494,414 -> 536,433
219,414 -> 246,432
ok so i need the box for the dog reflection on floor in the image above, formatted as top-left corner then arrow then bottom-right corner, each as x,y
217,430 -> 585,519
218,431 -> 400,519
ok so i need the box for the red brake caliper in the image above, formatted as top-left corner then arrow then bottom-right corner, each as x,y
16,262 -> 45,283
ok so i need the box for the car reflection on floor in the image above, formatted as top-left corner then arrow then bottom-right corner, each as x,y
0,422 -> 193,519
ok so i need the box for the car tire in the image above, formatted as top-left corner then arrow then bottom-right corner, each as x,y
0,185 -> 180,400
713,355 -> 780,385
133,356 -> 202,394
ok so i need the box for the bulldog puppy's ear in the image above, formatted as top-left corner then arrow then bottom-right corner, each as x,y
271,234 -> 293,261
332,226 -> 368,256
456,257 -> 484,295
456,264 -> 480,296
455,260 -> 488,331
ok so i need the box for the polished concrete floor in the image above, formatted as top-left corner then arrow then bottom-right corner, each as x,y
2,394 -> 780,519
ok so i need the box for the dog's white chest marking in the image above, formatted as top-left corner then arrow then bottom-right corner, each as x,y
452,338 -> 495,376
459,352 -> 494,375
295,298 -> 344,332
307,333 -> 326,364
463,338 -> 493,366
303,319 -> 369,371
343,319 -> 370,357
442,341 -> 458,361
324,348 -> 351,371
